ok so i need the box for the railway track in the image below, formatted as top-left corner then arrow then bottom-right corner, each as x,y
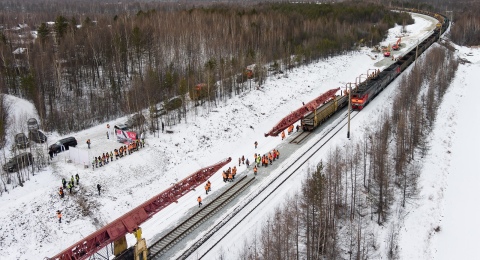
148,175 -> 255,259
290,106 -> 353,145
289,130 -> 311,144
172,110 -> 360,259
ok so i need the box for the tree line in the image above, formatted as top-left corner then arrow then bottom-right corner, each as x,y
391,0 -> 480,45
0,2 -> 411,136
233,45 -> 459,260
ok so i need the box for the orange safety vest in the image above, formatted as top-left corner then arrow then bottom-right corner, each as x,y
57,212 -> 62,219
197,197 -> 202,202
253,167 -> 257,173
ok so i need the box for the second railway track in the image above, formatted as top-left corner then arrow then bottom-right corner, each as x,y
173,110 -> 359,259
148,175 -> 255,259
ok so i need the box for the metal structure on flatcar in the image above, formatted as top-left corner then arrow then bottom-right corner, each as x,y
264,88 -> 339,137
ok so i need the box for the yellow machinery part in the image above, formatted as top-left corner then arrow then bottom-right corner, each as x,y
113,235 -> 128,256
134,238 -> 148,260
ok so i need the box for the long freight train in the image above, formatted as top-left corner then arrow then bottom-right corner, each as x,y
351,10 -> 449,110
299,9 -> 449,132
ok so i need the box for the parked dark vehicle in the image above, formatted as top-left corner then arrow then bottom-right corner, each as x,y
28,130 -> 47,143
2,152 -> 33,172
49,137 -> 78,153
15,133 -> 29,149
114,124 -> 129,131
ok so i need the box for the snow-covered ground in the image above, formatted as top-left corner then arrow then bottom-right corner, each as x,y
400,46 -> 480,260
0,13 -> 476,260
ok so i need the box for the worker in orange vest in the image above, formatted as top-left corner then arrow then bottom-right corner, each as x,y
281,131 -> 285,140
197,196 -> 202,207
222,171 -> 227,182
205,183 -> 209,195
232,166 -> 237,180
207,180 -> 211,192
253,165 -> 258,175
57,210 -> 62,223
58,187 -> 64,198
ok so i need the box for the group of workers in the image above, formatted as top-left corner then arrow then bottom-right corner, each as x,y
60,174 -> 80,196
222,166 -> 238,182
281,124 -> 300,140
92,139 -> 145,169
252,149 -> 280,175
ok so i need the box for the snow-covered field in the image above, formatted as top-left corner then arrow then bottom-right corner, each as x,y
0,13 -> 477,259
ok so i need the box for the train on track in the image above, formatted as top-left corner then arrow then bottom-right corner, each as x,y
301,94 -> 348,131
297,9 -> 449,132
351,9 -> 449,110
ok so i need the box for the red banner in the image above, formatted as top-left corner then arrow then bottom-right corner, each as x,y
116,130 -> 138,143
